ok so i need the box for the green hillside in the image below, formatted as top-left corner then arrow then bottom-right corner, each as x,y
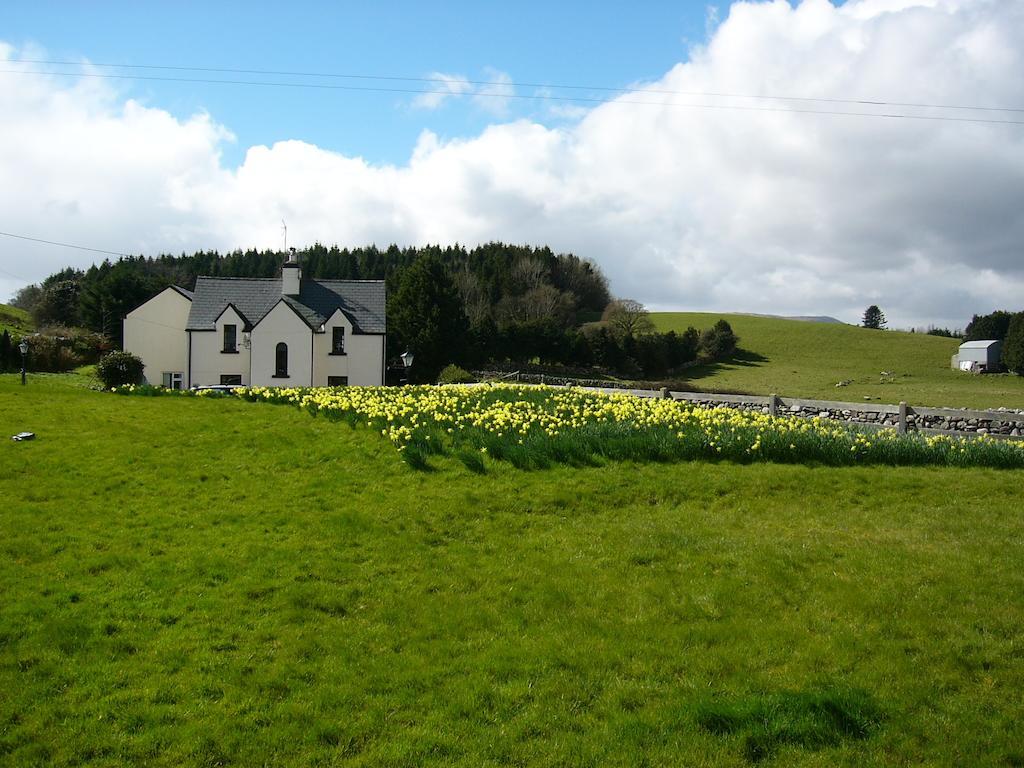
652,312 -> 1024,410
2,375 -> 1023,765
0,303 -> 32,335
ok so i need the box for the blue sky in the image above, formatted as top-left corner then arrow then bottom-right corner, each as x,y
5,1 -> 719,167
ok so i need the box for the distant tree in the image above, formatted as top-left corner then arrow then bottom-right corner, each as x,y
32,279 -> 81,327
926,327 -> 961,338
497,284 -> 575,328
10,283 -> 43,313
964,310 -> 1014,342
603,299 -> 654,339
862,305 -> 887,329
1002,312 -> 1024,375
388,253 -> 469,383
699,319 -> 739,359
452,269 -> 491,329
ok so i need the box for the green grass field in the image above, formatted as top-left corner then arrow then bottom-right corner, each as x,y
0,303 -> 31,336
2,374 -> 1024,765
651,312 -> 1024,410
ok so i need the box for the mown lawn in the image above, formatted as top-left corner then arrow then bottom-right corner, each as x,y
2,375 -> 1023,766
651,312 -> 1024,410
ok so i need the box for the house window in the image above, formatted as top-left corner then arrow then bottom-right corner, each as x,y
223,324 -> 237,353
332,326 -> 346,355
328,376 -> 348,387
274,342 -> 288,377
220,374 -> 242,386
161,372 -> 184,390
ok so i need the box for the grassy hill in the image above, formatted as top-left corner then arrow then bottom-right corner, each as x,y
0,303 -> 31,335
652,312 -> 1024,410
2,374 -> 1024,765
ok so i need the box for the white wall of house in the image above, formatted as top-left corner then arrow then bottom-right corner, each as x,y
312,308 -> 385,386
250,301 -> 314,387
190,305 -> 251,387
123,288 -> 190,386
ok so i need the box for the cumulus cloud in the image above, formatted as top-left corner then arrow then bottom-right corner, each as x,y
2,0 -> 1024,329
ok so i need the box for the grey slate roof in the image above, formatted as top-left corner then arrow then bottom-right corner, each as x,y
170,285 -> 194,300
186,276 -> 386,334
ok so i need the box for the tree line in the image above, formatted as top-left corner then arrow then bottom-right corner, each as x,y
963,310 -> 1024,374
12,242 -> 612,347
11,243 -> 740,382
386,253 -> 737,383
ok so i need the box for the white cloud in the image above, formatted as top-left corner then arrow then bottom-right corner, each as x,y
472,67 -> 515,116
2,0 -> 1024,330
412,72 -> 471,110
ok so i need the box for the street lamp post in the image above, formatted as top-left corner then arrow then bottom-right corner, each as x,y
18,339 -> 28,386
400,350 -> 414,385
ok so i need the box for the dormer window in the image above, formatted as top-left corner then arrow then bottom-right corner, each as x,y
332,326 -> 346,355
222,324 -> 237,353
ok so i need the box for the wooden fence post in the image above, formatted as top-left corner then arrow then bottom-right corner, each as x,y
898,401 -> 908,434
769,393 -> 779,417
660,387 -> 669,399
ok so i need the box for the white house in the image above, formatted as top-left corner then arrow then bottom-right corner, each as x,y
124,251 -> 386,388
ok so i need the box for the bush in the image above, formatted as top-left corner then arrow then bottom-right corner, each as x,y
96,350 -> 145,389
699,319 -> 738,360
437,364 -> 476,384
37,325 -> 112,364
19,334 -> 84,372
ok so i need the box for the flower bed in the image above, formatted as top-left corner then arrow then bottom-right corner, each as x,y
228,384 -> 1024,471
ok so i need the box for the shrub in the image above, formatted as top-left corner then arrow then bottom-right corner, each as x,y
36,325 -> 112,364
699,319 -> 738,360
96,350 -> 145,389
437,364 -> 476,384
19,334 -> 84,373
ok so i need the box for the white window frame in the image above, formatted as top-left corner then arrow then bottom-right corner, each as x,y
162,372 -> 184,390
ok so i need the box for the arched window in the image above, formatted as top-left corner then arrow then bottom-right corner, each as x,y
275,342 -> 288,377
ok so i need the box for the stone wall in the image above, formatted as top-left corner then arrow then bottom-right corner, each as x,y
674,394 -> 1024,437
470,373 -> 1024,439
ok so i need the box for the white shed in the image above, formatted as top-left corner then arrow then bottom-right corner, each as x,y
954,340 -> 1002,373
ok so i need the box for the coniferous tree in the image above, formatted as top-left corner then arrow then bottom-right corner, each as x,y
1002,312 -> 1024,375
388,253 -> 470,383
862,305 -> 887,329
965,310 -> 1013,342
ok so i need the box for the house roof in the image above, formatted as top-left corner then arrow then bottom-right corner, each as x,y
170,285 -> 194,300
959,340 -> 1000,350
186,277 -> 386,334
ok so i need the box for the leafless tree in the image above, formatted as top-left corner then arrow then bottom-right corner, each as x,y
602,299 -> 654,338
510,257 -> 549,293
452,268 -> 492,328
496,284 -> 575,327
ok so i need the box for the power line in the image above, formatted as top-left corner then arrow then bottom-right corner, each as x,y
0,230 -> 130,258
2,68 -> 1023,126
0,263 -> 32,283
9,57 -> 1024,114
